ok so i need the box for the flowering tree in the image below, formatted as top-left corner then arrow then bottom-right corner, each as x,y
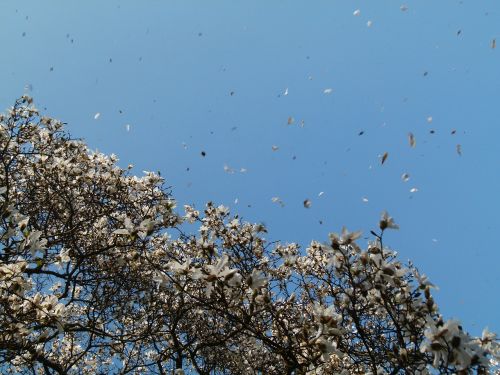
0,96 -> 498,374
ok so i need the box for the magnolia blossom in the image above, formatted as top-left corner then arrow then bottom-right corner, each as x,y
379,210 -> 399,230
246,269 -> 268,290
204,254 -> 242,296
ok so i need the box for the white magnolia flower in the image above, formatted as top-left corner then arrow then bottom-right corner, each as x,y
168,257 -> 201,279
204,254 -> 242,296
113,217 -> 135,235
379,211 -> 399,230
414,269 -> 438,289
247,269 -> 268,290
329,227 -> 362,248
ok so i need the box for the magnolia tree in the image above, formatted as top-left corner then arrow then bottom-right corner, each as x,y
0,96 -> 498,375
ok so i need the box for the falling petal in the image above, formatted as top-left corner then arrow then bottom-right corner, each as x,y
223,165 -> 235,174
94,112 -> 101,120
381,152 -> 389,165
401,173 -> 410,182
287,116 -> 294,125
272,145 -> 279,151
283,88 -> 289,96
362,197 -> 369,203
240,168 -> 247,173
271,197 -> 285,208
303,199 -> 312,208
201,151 -> 206,157
408,132 -> 416,148
451,129 -> 457,135
353,9 -> 361,16
323,88 -> 333,94
426,116 -> 433,123
125,124 -> 131,132
492,38 -> 496,49
456,144 -> 462,156
367,20 -> 373,27
410,187 -> 418,193
400,4 -> 409,11
318,191 -> 324,197
234,198 -> 239,204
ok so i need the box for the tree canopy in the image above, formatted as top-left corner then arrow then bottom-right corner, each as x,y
1,97 -> 499,374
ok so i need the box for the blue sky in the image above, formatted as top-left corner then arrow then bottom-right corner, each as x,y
1,1 -> 499,334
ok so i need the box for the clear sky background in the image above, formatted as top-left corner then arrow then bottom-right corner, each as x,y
1,1 -> 499,335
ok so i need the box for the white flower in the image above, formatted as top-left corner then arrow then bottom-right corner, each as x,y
26,230 -> 47,256
216,205 -> 229,216
168,257 -> 201,279
414,269 -> 438,289
481,327 -> 496,346
247,269 -> 268,290
184,205 -> 199,223
204,254 -> 242,296
113,217 -> 135,235
329,227 -> 362,248
379,211 -> 399,230
56,248 -> 71,266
